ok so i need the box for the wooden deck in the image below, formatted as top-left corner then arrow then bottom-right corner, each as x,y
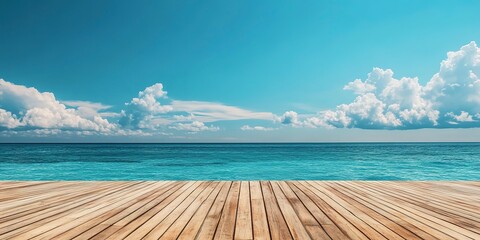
0,181 -> 479,239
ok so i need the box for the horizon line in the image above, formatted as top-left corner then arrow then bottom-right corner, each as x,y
1,141 -> 480,144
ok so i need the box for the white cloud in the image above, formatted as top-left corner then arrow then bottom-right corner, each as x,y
0,109 -> 22,128
343,79 -> 376,94
0,127 -> 152,138
446,111 -> 476,122
241,125 -> 276,131
62,100 -> 116,118
119,83 -> 173,129
425,41 -> 480,114
171,100 -> 275,122
62,100 -> 111,111
129,83 -> 171,113
173,113 -> 195,121
0,79 -> 117,133
169,121 -> 219,133
282,41 -> 480,129
280,111 -> 301,126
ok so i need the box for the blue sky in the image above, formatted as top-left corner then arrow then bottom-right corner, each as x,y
1,0 -> 480,142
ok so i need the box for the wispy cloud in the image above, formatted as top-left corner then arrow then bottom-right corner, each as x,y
169,121 -> 219,133
241,125 -> 276,131
62,100 -> 118,118
171,100 -> 275,122
62,100 -> 111,111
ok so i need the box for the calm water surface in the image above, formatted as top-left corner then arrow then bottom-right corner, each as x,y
0,143 -> 479,180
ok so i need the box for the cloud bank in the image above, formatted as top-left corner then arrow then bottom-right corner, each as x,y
0,78 -> 275,137
282,41 -> 480,129
0,79 -> 117,134
2,41 -> 480,138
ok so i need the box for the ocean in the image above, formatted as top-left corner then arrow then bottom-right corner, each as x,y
0,143 -> 479,180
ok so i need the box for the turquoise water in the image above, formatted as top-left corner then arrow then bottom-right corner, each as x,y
0,143 -> 479,180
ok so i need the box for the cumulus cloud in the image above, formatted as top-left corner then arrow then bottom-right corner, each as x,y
241,125 -> 276,131
119,83 -> 173,129
282,41 -> 480,129
280,111 -> 301,126
446,111 -> 476,122
169,121 -> 219,133
343,79 -> 376,94
0,79 -> 117,133
0,109 -> 22,128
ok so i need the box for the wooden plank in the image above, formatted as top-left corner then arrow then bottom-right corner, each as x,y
177,182 -> 228,239
101,181 -> 202,239
0,181 -> 53,193
338,181 -> 458,240
0,182 -> 119,223
276,181 -> 330,239
213,181 -> 241,240
321,181 -> 427,239
378,182 -> 480,220
51,181 -> 181,239
194,181 -> 233,240
0,182 -> 141,238
300,181 -> 389,239
332,181 -> 442,239
309,182 -> 404,240
30,182 -> 173,240
0,182 -> 90,212
249,181 -> 270,240
290,181 -> 368,240
352,182 -> 480,239
142,182 -> 219,239
286,182 -> 348,240
162,182 -> 224,239
1,182 -> 126,222
83,181 -> 196,239
235,181 -> 253,240
260,181 -> 292,240
270,181 -> 313,239
10,182 -> 157,239
366,182 -> 480,229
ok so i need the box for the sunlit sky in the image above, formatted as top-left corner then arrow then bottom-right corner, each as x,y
1,0 -> 480,142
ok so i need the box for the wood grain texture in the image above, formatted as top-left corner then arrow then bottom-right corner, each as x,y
1,181 -> 479,240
